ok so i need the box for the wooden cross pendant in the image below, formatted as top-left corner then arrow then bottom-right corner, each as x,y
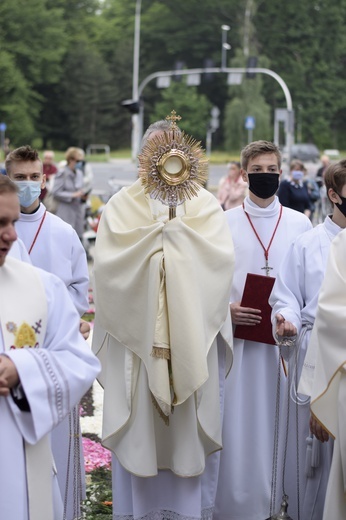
261,259 -> 273,277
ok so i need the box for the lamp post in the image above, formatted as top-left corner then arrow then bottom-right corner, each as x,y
131,0 -> 142,162
221,25 -> 231,70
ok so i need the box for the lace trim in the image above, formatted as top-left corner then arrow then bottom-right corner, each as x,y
113,506 -> 214,520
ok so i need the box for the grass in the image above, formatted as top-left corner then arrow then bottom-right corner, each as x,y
38,149 -> 240,164
82,467 -> 112,519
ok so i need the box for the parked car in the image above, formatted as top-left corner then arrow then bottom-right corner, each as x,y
323,149 -> 340,160
282,143 -> 320,163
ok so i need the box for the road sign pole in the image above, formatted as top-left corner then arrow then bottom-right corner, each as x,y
248,128 -> 253,143
0,123 -> 7,160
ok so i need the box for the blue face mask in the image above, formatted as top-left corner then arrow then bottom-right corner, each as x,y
292,170 -> 304,181
14,181 -> 42,208
76,161 -> 84,170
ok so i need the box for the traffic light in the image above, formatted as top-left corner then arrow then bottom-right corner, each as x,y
203,59 -> 215,82
246,57 -> 258,79
173,61 -> 185,82
121,99 -> 140,114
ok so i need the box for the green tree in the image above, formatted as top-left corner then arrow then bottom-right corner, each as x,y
224,51 -> 271,151
56,43 -> 120,148
152,81 -> 212,143
254,0 -> 346,148
0,51 -> 37,143
0,0 -> 67,144
96,0 -> 243,149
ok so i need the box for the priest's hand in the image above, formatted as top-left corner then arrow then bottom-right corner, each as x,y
310,415 -> 329,443
79,319 -> 91,340
275,314 -> 297,337
230,302 -> 261,326
0,355 -> 20,395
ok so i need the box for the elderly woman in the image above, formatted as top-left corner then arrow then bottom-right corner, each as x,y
52,147 -> 86,239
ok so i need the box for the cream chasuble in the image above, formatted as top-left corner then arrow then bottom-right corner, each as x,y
92,179 -> 234,477
0,257 -> 53,520
310,229 -> 346,520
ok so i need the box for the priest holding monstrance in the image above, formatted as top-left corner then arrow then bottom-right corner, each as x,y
92,113 -> 234,519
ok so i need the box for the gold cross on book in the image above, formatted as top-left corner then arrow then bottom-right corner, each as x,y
165,110 -> 182,129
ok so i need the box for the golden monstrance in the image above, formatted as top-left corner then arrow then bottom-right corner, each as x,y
138,110 -> 209,219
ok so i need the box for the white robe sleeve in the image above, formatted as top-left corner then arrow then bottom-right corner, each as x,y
270,239 -> 306,334
5,270 -> 100,444
68,229 -> 89,315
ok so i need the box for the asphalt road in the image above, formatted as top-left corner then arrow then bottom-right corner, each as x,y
89,159 -> 228,198
89,158 -> 321,200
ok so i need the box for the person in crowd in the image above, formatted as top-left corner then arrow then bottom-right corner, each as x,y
309,227 -> 346,520
213,140 -> 312,520
5,146 -> 88,315
316,154 -> 331,188
270,159 -> 346,519
92,119 -> 234,520
5,145 -> 90,520
277,159 -> 312,217
217,160 -> 248,210
75,148 -> 94,258
52,147 -> 86,240
76,148 -> 93,198
0,174 -> 100,520
301,161 -> 320,222
3,137 -> 11,157
316,155 -> 333,220
40,150 -> 58,202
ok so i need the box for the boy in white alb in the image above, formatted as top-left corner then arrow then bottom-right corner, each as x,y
214,141 -> 312,520
270,160 -> 346,519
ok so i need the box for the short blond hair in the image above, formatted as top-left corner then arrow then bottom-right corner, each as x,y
241,140 -> 281,171
65,147 -> 80,163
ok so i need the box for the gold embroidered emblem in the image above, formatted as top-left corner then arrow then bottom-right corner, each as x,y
14,322 -> 37,348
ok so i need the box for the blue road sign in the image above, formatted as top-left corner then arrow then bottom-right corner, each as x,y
245,116 -> 255,130
0,123 -> 7,132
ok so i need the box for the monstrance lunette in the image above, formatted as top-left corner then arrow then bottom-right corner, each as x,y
138,110 -> 209,220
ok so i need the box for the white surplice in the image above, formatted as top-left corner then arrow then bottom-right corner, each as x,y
9,237 -> 31,263
14,203 -> 89,520
0,257 -> 100,520
310,228 -> 346,520
270,216 -> 342,520
15,203 -> 89,316
214,196 -> 312,520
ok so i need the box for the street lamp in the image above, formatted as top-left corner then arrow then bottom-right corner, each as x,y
221,25 -> 231,70
131,0 -> 142,162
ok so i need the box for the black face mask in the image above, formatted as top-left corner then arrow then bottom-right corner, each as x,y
335,193 -> 346,217
247,173 -> 280,199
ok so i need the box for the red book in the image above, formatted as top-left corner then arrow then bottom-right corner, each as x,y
234,273 -> 276,345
